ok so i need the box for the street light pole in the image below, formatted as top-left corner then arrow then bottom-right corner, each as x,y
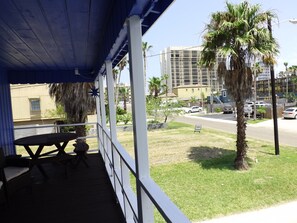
208,69 -> 213,113
253,68 -> 257,120
284,62 -> 288,103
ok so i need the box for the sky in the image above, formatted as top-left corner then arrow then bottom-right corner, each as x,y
121,0 -> 297,85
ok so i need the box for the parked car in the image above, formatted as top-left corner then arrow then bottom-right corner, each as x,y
255,101 -> 271,107
183,106 -> 203,113
223,104 -> 233,114
282,107 -> 297,119
244,103 -> 253,116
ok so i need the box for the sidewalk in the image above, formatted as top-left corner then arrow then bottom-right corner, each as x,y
252,118 -> 297,133
196,200 -> 297,223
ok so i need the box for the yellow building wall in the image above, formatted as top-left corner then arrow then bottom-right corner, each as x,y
173,86 -> 211,100
10,84 -> 56,123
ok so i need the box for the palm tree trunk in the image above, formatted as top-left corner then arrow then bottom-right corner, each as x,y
234,100 -> 249,170
115,71 -> 122,106
123,97 -> 127,111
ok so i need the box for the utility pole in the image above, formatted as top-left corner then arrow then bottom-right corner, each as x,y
284,62 -> 289,103
267,16 -> 280,155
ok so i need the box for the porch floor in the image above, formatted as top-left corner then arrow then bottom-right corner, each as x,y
0,153 -> 126,223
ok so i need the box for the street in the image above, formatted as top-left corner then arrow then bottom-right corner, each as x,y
175,113 -> 297,148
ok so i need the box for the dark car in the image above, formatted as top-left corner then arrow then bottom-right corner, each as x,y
223,104 -> 233,114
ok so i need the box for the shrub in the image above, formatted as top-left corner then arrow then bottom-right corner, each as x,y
215,107 -> 222,113
121,113 -> 132,125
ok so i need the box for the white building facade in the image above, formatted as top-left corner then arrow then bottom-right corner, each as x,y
160,46 -> 224,95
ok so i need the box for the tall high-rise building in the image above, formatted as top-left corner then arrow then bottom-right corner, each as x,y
160,46 -> 224,96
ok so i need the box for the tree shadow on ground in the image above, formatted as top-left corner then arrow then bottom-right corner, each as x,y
188,146 -> 236,170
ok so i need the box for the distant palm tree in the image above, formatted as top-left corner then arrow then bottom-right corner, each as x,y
115,56 -> 128,105
288,65 -> 297,95
148,76 -> 162,98
189,96 -> 198,106
200,1 -> 278,170
142,42 -> 152,91
161,74 -> 169,97
252,62 -> 263,120
284,62 -> 288,71
49,83 -> 96,137
289,65 -> 297,76
112,68 -> 119,83
118,86 -> 130,111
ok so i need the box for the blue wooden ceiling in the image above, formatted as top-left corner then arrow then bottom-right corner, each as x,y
0,0 -> 173,83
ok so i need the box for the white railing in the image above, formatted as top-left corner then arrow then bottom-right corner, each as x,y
97,123 -> 191,223
14,122 -> 191,223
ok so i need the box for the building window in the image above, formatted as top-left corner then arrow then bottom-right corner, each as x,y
30,99 -> 40,111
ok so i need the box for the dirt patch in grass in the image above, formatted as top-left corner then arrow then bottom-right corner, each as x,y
117,122 -> 237,166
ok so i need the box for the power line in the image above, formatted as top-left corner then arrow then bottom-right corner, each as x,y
146,45 -> 201,58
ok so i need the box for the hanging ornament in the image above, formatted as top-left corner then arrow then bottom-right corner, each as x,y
89,87 -> 99,97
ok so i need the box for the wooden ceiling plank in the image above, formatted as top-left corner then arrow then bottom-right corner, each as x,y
39,0 -> 76,68
14,0 -> 67,69
66,0 -> 92,70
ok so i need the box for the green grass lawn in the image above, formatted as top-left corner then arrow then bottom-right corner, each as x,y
117,121 -> 297,222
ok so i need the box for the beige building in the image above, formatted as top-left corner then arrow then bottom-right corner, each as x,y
10,84 -> 57,125
172,85 -> 210,101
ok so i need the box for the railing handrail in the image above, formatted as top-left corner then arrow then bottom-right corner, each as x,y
14,122 -> 98,130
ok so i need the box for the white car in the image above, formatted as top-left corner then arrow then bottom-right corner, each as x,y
244,104 -> 253,115
183,106 -> 203,113
282,107 -> 297,119
255,101 -> 271,107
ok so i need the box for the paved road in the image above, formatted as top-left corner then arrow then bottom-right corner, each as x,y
175,114 -> 297,148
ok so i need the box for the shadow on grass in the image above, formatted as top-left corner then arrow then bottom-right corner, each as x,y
188,146 -> 236,170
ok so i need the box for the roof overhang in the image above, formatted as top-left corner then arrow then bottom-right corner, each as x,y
0,0 -> 174,84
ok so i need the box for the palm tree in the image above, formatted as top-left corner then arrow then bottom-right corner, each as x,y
118,86 -> 130,111
142,42 -> 152,92
290,65 -> 297,76
49,83 -> 96,137
252,62 -> 263,120
284,62 -> 288,71
199,1 -> 278,170
284,62 -> 289,101
161,74 -> 169,96
115,56 -> 128,105
148,76 -> 162,98
189,96 -> 198,106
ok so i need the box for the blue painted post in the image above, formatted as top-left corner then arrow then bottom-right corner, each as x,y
0,68 -> 16,155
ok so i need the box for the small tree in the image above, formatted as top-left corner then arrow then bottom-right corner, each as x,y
257,106 -> 266,119
160,101 -> 182,123
146,97 -> 161,123
45,103 -> 67,120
